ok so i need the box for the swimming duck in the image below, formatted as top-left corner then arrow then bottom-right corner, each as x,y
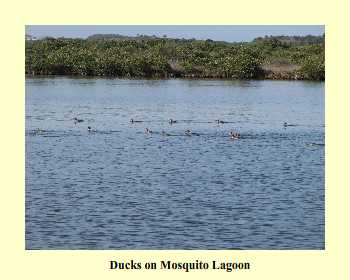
74,117 -> 84,124
185,129 -> 192,136
283,122 -> 297,127
216,119 -> 226,124
229,131 -> 240,139
169,118 -> 177,124
87,126 -> 97,132
33,128 -> 45,134
130,118 -> 142,123
145,128 -> 153,134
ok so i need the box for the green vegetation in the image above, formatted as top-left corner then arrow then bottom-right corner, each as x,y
25,34 -> 325,80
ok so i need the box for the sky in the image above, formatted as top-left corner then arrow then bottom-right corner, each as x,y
26,25 -> 324,43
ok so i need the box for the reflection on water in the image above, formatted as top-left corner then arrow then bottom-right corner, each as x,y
25,77 -> 324,249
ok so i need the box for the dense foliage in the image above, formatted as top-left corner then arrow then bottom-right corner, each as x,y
25,34 -> 325,80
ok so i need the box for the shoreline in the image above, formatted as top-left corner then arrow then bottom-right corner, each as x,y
25,73 -> 324,82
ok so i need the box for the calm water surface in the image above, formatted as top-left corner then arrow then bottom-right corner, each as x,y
25,78 -> 325,249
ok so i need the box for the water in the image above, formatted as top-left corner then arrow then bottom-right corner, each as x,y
25,77 -> 325,249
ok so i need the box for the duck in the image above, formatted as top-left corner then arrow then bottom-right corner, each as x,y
216,119 -> 226,124
130,118 -> 142,123
73,117 -> 84,124
185,129 -> 192,136
229,131 -> 240,139
33,128 -> 45,134
145,128 -> 153,134
169,118 -> 177,124
306,142 -> 325,147
87,126 -> 96,132
283,122 -> 297,127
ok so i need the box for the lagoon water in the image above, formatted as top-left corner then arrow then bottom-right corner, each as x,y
25,77 -> 324,249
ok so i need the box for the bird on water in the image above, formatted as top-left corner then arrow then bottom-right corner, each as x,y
73,117 -> 84,124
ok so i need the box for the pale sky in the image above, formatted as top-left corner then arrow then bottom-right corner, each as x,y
26,25 -> 324,43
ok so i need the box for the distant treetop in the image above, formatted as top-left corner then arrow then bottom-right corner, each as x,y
252,34 -> 325,46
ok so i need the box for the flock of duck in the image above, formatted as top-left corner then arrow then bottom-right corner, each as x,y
29,117 -> 325,148
30,118 -> 302,140
143,118 -> 241,139
31,117 -> 245,139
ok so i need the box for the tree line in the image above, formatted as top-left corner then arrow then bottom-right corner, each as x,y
25,34 -> 325,80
